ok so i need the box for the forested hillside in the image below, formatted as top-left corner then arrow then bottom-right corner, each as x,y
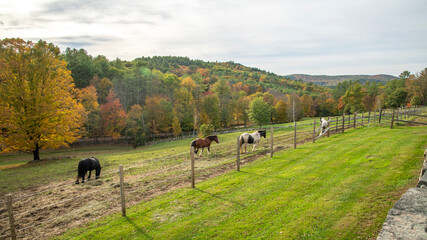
1,39 -> 426,155
60,47 -> 426,147
286,74 -> 398,86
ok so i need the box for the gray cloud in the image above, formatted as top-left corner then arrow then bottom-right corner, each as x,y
1,0 -> 426,76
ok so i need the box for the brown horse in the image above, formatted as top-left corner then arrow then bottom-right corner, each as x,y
191,135 -> 219,158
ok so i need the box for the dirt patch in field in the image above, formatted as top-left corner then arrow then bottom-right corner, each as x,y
0,149 -> 270,240
0,164 -> 25,170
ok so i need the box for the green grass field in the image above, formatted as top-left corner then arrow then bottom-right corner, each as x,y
50,125 -> 426,239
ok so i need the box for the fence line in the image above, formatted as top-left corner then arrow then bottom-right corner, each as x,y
2,106 -> 424,239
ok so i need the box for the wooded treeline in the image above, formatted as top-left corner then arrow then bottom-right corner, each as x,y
1,38 -> 426,157
61,48 -> 427,147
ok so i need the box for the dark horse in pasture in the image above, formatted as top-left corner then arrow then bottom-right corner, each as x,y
239,130 -> 266,153
75,157 -> 102,184
191,135 -> 219,158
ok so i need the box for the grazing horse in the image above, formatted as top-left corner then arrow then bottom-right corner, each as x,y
191,135 -> 219,158
75,157 -> 102,184
239,130 -> 266,153
319,117 -> 331,136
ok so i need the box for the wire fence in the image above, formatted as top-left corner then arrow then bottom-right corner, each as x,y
0,106 -> 425,240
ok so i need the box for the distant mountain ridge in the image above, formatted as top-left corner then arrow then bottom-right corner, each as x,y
286,74 -> 398,86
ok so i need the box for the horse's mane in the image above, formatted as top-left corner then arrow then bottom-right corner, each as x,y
206,135 -> 217,140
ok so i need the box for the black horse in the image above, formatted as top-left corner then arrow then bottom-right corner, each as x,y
75,157 -> 102,184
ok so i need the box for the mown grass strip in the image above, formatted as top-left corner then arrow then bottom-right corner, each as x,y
55,126 -> 426,239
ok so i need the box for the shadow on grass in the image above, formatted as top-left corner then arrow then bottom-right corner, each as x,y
125,217 -> 154,240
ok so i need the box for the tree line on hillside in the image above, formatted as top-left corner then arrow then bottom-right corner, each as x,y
1,38 -> 426,160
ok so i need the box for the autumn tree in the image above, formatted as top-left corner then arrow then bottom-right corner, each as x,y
172,114 -> 182,137
0,38 -> 85,161
339,83 -> 365,113
247,97 -> 271,128
211,78 -> 234,128
163,73 -> 180,95
300,94 -> 316,117
78,85 -> 101,138
174,87 -> 195,131
274,100 -> 287,123
144,95 -> 163,134
96,77 -> 114,104
126,104 -> 146,148
100,91 -> 127,139
286,94 -> 303,121
200,94 -> 220,129
406,68 -> 427,105
235,95 -> 251,126
157,99 -> 174,133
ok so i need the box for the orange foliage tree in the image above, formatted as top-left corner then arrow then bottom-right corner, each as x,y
0,38 -> 86,161
100,91 -> 127,139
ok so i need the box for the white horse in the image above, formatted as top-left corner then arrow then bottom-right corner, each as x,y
319,117 -> 331,136
239,130 -> 266,153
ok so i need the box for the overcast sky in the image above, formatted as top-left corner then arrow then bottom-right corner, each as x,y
1,0 -> 426,76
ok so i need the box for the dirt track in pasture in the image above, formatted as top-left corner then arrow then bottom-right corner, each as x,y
0,146 -> 282,240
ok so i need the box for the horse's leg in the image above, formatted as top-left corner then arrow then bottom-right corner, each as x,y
82,170 -> 87,183
252,143 -> 256,152
88,170 -> 92,179
75,175 -> 80,184
207,146 -> 211,155
198,148 -> 203,158
244,143 -> 248,153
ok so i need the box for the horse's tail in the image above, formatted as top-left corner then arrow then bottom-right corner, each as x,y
77,159 -> 87,178
239,135 -> 244,147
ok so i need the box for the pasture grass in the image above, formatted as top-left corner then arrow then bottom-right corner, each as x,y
0,119 -> 316,195
54,125 -> 427,239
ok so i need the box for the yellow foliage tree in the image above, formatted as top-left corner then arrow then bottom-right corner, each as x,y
0,38 -> 86,161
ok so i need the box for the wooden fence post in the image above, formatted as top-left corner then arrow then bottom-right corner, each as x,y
336,117 -> 338,133
396,108 -> 399,123
327,118 -> 330,137
348,114 -> 351,128
342,114 -> 345,133
379,109 -> 382,123
373,108 -> 376,124
119,165 -> 126,217
312,120 -> 316,143
190,146 -> 195,188
362,112 -> 364,125
270,127 -> 274,158
368,111 -> 371,127
294,122 -> 297,149
236,137 -> 240,171
353,112 -> 357,128
390,110 -> 395,129
6,195 -> 16,240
